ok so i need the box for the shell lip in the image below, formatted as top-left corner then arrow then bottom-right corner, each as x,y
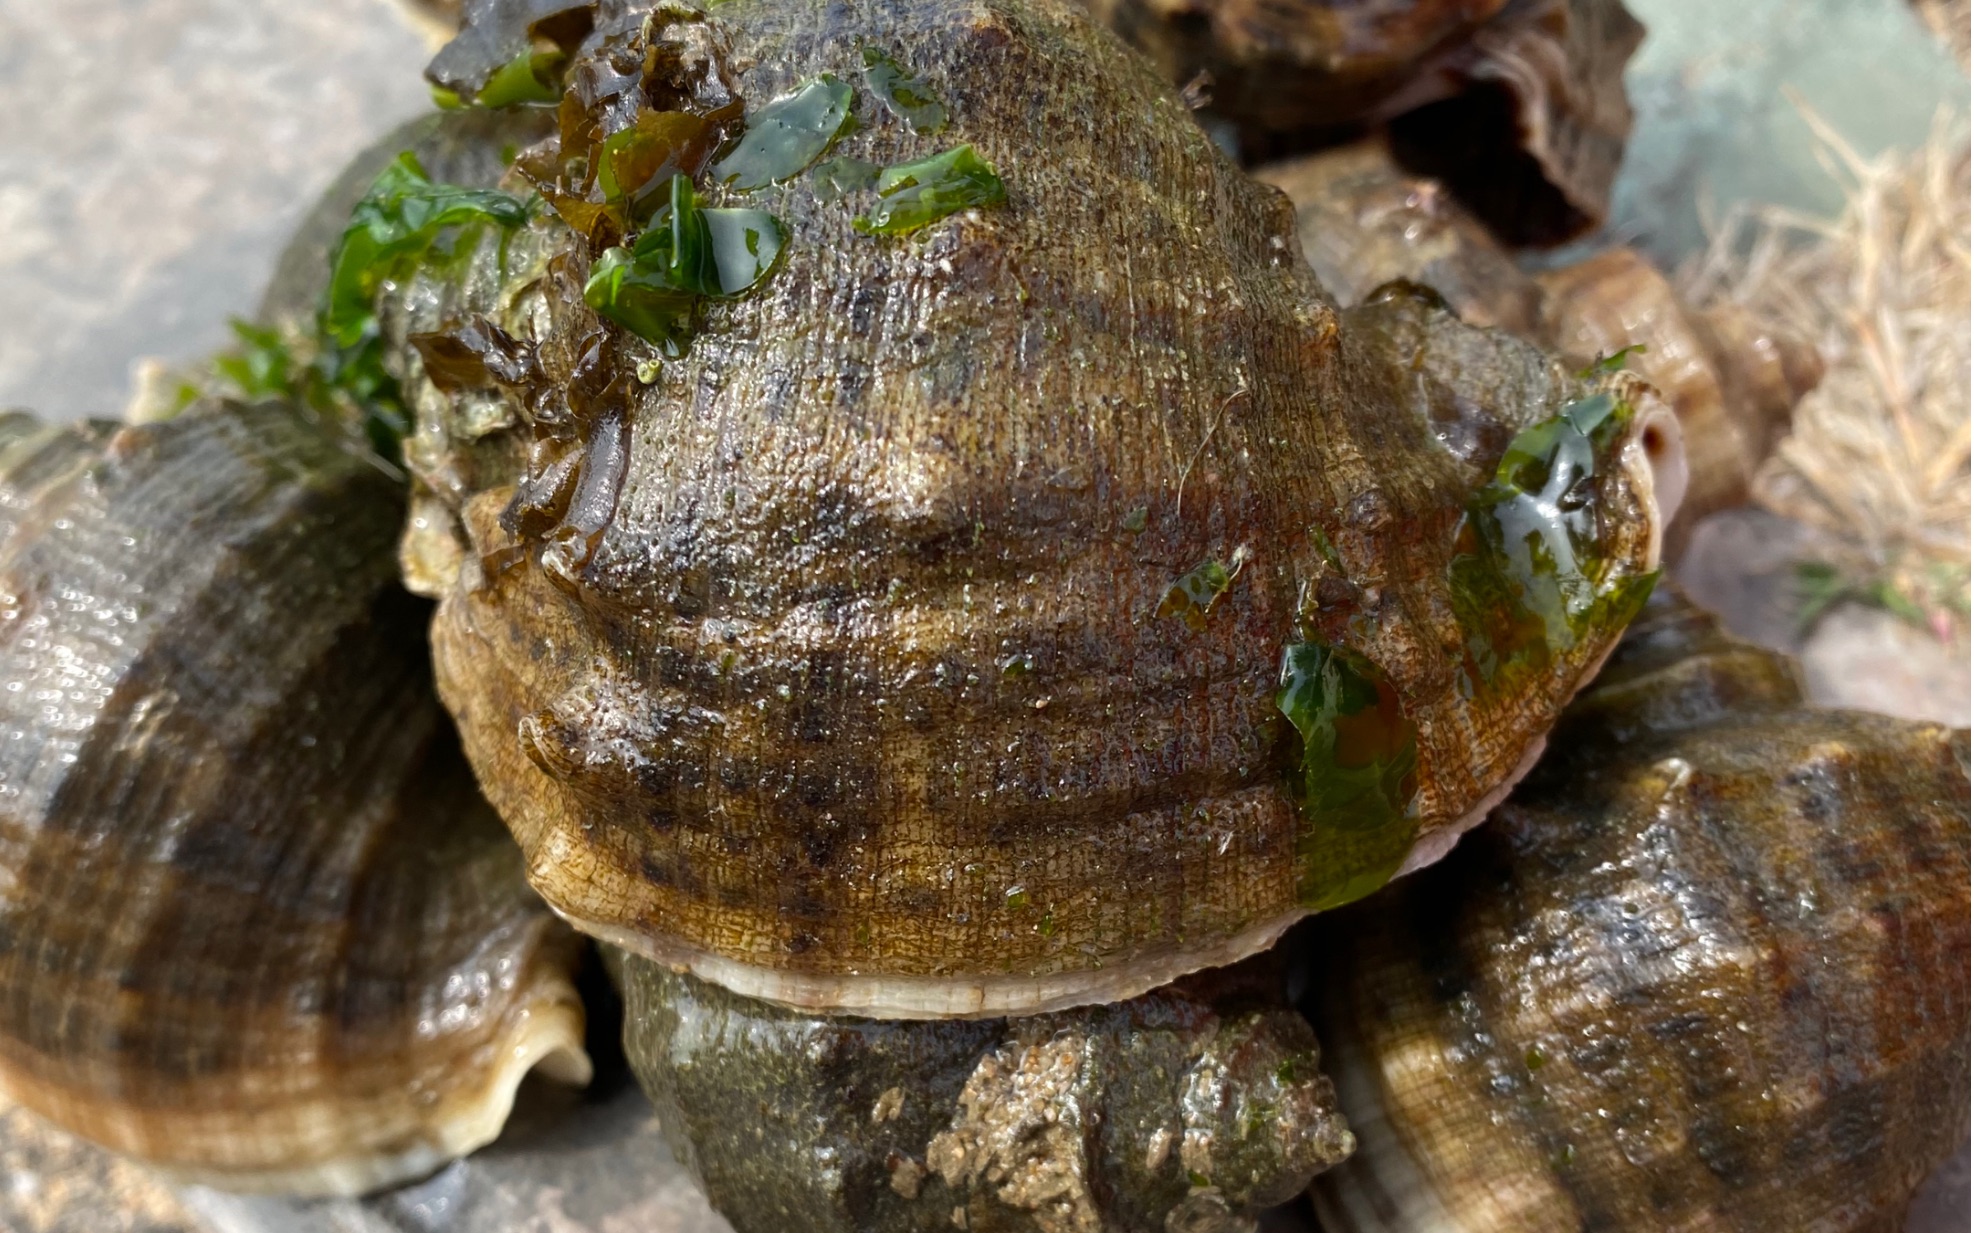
568,908 -> 1312,1021
1397,379 -> 1684,879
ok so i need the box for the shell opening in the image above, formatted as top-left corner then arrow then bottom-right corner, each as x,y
153,977 -> 592,1198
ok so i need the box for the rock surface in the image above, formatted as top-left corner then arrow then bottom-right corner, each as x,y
1678,508 -> 1971,727
0,0 -> 430,422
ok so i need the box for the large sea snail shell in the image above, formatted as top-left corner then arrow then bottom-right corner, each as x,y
0,402 -> 589,1196
397,0 -> 1686,1021
1307,586 -> 1971,1232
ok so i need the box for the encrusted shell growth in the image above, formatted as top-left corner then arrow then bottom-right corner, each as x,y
1306,587 -> 1971,1231
613,948 -> 1353,1233
0,404 -> 589,1196
1082,0 -> 1645,244
394,0 -> 1680,1019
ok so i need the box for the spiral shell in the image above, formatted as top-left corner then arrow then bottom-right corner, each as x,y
1258,141 -> 1823,543
0,403 -> 589,1195
1307,587 -> 1970,1231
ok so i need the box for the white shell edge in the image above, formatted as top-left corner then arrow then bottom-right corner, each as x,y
573,908 -> 1311,1020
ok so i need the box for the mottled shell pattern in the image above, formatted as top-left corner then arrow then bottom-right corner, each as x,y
394,0 -> 1681,1018
1307,587 -> 1971,1232
0,404 -> 588,1196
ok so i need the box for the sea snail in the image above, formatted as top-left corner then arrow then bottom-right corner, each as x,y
605,587 -> 1970,1233
396,0 -> 1685,1023
1309,585 -> 1971,1233
1078,0 -> 1647,245
0,405 -> 589,1195
1254,140 -> 1825,549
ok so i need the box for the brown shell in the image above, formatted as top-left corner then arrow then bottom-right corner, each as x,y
0,404 -> 588,1195
1259,141 -> 1824,546
398,0 -> 1675,1018
1381,0 -> 1643,245
1257,140 -> 1547,335
1083,0 -> 1645,245
1307,587 -> 1971,1231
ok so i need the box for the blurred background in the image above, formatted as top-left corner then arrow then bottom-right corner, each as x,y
0,0 -> 1964,1230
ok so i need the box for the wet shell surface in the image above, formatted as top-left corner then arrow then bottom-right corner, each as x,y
1534,246 -> 1822,534
1306,587 -> 1971,1231
391,0 -> 1681,1019
0,403 -> 589,1196
1083,0 -> 1645,244
1257,140 -> 1549,336
612,946 -> 1352,1233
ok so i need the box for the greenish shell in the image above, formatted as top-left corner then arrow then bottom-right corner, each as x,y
612,946 -> 1352,1233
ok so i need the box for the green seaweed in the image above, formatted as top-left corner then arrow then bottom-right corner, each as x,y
583,174 -> 786,348
711,75 -> 855,190
474,46 -> 567,107
207,154 -> 532,454
212,321 -> 297,402
595,109 -> 729,225
1157,558 -> 1233,629
809,155 -> 882,202
325,152 -> 532,347
861,47 -> 948,134
852,144 -> 1005,236
1276,641 -> 1420,912
1310,524 -> 1343,571
1448,392 -> 1658,699
1580,344 -> 1645,378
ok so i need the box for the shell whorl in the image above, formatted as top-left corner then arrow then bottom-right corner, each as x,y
0,403 -> 589,1195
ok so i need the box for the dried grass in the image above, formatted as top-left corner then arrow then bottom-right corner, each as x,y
1912,0 -> 1971,70
1679,103 -> 1971,630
